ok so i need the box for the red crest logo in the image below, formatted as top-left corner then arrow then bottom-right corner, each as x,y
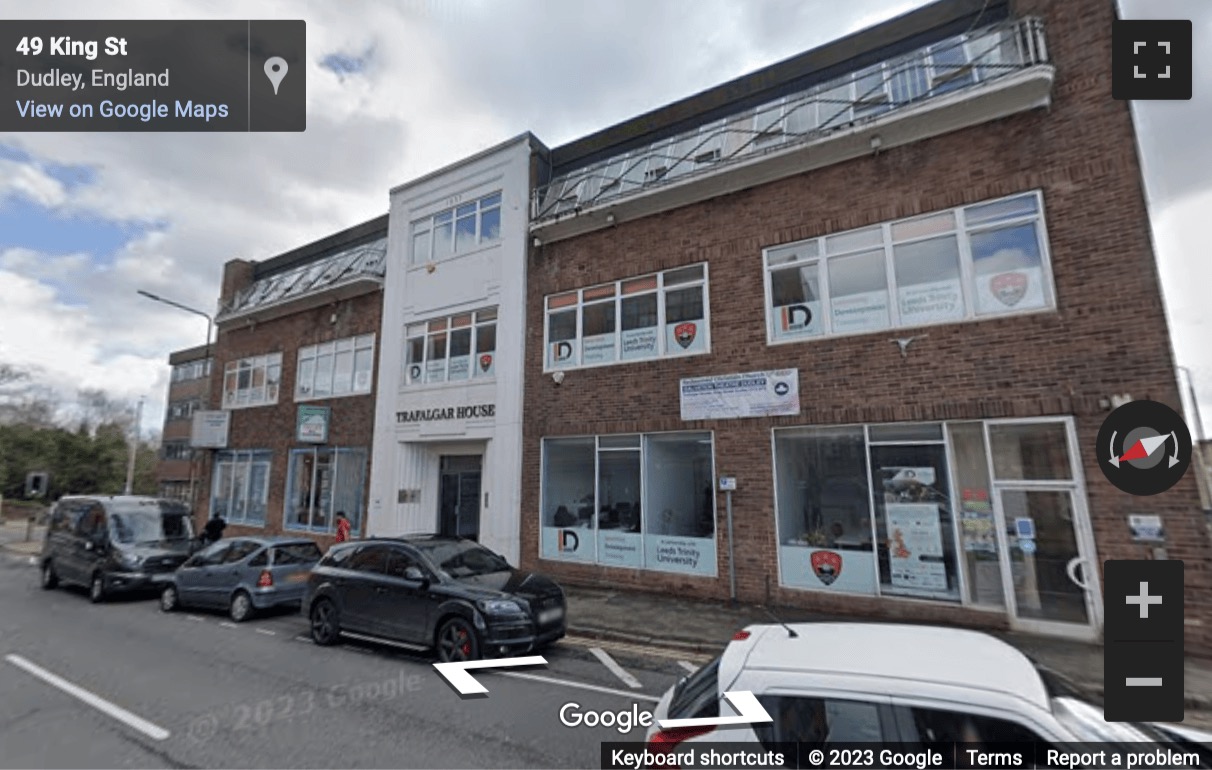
479,354 -> 493,372
810,550 -> 843,586
990,272 -> 1028,307
674,322 -> 697,349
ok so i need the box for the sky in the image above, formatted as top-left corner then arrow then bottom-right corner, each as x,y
0,0 -> 1209,441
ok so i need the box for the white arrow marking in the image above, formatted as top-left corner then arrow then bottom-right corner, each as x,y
1109,430 -> 1119,467
433,655 -> 547,695
657,690 -> 773,729
1169,431 -> 1181,467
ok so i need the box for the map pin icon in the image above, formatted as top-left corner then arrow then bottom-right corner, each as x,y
264,57 -> 288,95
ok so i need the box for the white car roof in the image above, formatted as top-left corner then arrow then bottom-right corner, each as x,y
727,622 -> 1051,712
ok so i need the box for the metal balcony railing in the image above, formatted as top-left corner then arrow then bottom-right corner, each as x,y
227,237 -> 388,315
532,17 -> 1050,224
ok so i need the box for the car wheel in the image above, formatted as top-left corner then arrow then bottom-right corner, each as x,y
40,561 -> 59,590
160,585 -> 179,613
309,599 -> 340,646
229,590 -> 253,623
89,574 -> 106,603
436,617 -> 481,662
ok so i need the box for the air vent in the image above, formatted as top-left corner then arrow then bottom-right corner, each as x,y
693,149 -> 720,164
644,166 -> 668,181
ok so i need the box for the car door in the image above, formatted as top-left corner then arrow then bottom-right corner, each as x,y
750,691 -> 896,755
338,545 -> 390,635
70,501 -> 108,583
175,545 -> 223,607
888,702 -> 1065,767
215,540 -> 262,603
377,547 -> 441,646
190,541 -> 234,607
46,501 -> 83,583
268,542 -> 323,604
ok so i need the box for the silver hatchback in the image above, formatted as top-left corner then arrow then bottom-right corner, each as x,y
160,537 -> 321,622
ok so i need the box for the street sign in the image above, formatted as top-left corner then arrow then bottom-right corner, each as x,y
191,411 -> 230,448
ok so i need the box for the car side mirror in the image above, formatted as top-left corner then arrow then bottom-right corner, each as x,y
84,541 -> 95,551
403,566 -> 429,587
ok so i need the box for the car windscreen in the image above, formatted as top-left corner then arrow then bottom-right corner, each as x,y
108,502 -> 195,545
411,540 -> 511,578
667,655 -> 721,720
273,542 -> 322,565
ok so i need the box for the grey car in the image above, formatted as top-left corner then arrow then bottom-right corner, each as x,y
160,536 -> 321,622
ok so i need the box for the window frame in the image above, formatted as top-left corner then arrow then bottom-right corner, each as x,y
221,353 -> 282,410
283,446 -> 367,536
295,334 -> 376,401
763,190 -> 1056,346
209,449 -> 271,527
403,307 -> 497,387
542,263 -> 711,373
409,191 -> 503,266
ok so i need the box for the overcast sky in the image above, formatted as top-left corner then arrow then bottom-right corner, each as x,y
0,0 -> 1208,441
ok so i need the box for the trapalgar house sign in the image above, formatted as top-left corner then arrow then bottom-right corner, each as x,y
396,404 -> 495,423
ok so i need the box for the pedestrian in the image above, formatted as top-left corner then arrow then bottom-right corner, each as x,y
203,513 -> 227,545
335,511 -> 351,543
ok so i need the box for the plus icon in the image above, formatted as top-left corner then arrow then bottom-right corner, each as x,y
1112,19 -> 1192,100
1126,581 -> 1163,619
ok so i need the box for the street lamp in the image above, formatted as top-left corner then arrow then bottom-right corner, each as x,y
138,289 -> 215,508
1178,365 -> 1207,442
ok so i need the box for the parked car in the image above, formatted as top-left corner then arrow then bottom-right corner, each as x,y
40,495 -> 197,602
302,535 -> 566,661
646,623 -> 1212,766
160,536 -> 322,622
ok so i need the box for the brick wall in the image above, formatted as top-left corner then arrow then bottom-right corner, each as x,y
195,287 -> 383,550
520,0 -> 1212,653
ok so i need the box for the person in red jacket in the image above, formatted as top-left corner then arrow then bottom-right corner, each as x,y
334,511 -> 351,543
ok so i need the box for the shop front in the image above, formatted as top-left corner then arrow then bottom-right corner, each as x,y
773,417 -> 1102,640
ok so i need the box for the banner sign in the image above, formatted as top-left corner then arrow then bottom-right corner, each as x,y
296,405 -> 330,444
680,369 -> 799,421
190,410 -> 230,448
886,502 -> 948,592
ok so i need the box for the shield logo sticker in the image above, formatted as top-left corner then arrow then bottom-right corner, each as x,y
990,272 -> 1028,307
675,322 -> 697,349
810,550 -> 843,586
479,354 -> 493,372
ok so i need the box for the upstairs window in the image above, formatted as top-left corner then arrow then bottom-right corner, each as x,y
404,308 -> 497,386
222,353 -> 282,409
410,192 -> 502,265
296,335 -> 375,401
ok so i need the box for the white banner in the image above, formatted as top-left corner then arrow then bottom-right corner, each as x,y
190,410 -> 229,448
886,502 -> 948,592
680,369 -> 799,421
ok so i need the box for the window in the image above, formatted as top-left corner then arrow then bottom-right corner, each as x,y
385,548 -> 422,578
667,656 -> 721,720
410,192 -> 502,265
898,705 -> 1048,748
544,264 -> 709,371
172,359 -> 212,382
296,335 -> 375,400
753,696 -> 885,748
764,192 -> 1053,343
222,353 -> 282,409
167,399 -> 201,421
162,441 -> 192,461
224,540 -> 261,563
403,308 -> 496,385
540,432 -> 716,575
349,545 -> 388,573
286,447 -> 367,535
210,449 -> 271,525
273,542 -> 323,565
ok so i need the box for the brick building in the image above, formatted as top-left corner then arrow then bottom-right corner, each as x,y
156,343 -> 212,503
198,217 -> 388,548
519,0 -> 1212,652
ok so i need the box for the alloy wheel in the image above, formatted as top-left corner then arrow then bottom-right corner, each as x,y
437,618 -> 479,663
310,600 -> 339,645
230,591 -> 252,623
160,585 -> 178,612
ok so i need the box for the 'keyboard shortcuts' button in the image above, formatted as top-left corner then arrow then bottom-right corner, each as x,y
1104,640 -> 1184,723
1103,560 -> 1184,642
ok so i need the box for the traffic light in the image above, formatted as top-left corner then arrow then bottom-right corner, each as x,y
25,472 -> 49,498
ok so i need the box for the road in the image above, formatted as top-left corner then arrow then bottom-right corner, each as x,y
0,549 -> 699,769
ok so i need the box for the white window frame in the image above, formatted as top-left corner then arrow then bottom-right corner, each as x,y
283,446 -> 367,535
763,190 -> 1056,346
209,449 -> 270,526
403,307 -> 498,387
542,263 -> 711,373
409,191 -> 503,266
295,334 -> 375,401
221,353 -> 282,410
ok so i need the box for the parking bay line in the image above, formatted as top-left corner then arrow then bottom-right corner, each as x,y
4,654 -> 170,741
589,646 -> 643,689
491,670 -> 661,703
256,628 -> 276,636
677,660 -> 698,674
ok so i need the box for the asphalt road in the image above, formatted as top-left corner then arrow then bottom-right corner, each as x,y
0,550 -> 694,769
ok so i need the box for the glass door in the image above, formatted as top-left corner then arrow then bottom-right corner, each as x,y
985,420 -> 1101,639
439,455 -> 482,541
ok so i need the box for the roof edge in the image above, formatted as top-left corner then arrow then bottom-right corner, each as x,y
253,214 -> 389,279
389,131 -> 549,195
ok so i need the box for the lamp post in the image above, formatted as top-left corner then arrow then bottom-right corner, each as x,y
1178,365 -> 1210,510
137,290 -> 215,507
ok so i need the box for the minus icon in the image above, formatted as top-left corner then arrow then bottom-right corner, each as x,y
1126,678 -> 1163,686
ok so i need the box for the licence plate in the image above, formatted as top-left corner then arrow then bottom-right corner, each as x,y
538,607 -> 564,625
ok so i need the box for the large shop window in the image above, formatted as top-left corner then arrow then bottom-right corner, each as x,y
210,450 -> 271,526
765,191 -> 1054,342
222,353 -> 282,409
410,192 -> 502,265
296,334 -> 375,400
544,264 -> 709,371
404,308 -> 496,385
285,447 -> 366,535
540,432 -> 716,575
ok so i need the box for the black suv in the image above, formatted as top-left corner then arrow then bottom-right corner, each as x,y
41,495 -> 197,602
302,536 -> 566,661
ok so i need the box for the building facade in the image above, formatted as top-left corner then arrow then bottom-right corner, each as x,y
368,134 -> 544,565
156,344 -> 212,503
197,217 -> 387,548
519,0 -> 1212,652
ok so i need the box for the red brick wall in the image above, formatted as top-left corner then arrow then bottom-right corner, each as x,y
195,288 -> 383,548
520,0 -> 1212,653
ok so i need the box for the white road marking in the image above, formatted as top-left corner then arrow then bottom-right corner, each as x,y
294,635 -> 312,643
255,628 -> 276,636
4,654 -> 170,741
28,556 -> 37,566
589,646 -> 643,689
186,615 -> 204,622
561,634 -> 712,663
677,660 -> 698,674
493,670 -> 661,702
218,622 -> 237,628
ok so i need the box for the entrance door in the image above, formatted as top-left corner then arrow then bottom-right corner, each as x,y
439,455 -> 482,541
985,420 -> 1101,640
